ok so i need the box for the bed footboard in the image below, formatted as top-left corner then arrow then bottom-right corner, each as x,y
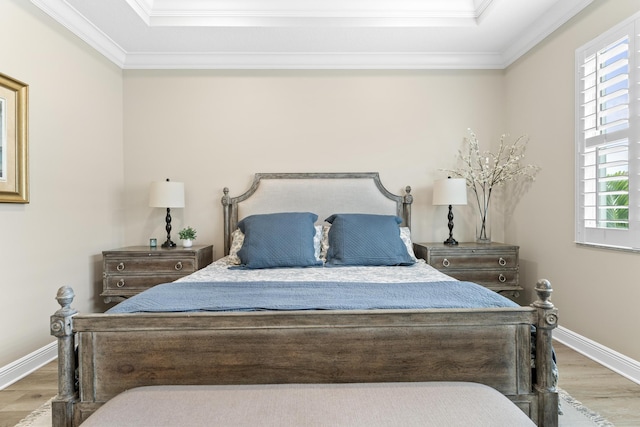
51,281 -> 557,427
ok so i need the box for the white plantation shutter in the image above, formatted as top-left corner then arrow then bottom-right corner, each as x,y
576,16 -> 640,250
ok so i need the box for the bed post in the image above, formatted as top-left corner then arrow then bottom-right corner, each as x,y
533,279 -> 558,427
403,186 -> 412,229
221,187 -> 232,256
50,286 -> 78,427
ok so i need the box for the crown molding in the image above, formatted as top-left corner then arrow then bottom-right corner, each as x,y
124,0 -> 490,27
501,0 -> 594,68
31,0 -> 127,67
122,52 -> 506,70
31,0 -> 593,70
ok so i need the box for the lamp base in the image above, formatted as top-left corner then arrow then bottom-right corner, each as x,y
444,204 -> 459,246
443,237 -> 459,246
161,240 -> 177,248
161,207 -> 177,249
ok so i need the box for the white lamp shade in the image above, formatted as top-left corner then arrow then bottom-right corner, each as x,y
149,181 -> 185,208
433,178 -> 468,206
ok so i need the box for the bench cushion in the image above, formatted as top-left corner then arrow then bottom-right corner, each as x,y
82,382 -> 535,427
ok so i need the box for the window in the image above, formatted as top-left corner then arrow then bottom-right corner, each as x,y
576,14 -> 640,250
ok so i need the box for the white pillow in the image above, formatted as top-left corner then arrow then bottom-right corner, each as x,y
399,227 -> 418,261
312,225 -> 322,261
227,228 -> 245,265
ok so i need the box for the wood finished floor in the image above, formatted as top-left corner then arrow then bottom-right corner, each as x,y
0,360 -> 56,427
0,342 -> 638,426
553,342 -> 640,426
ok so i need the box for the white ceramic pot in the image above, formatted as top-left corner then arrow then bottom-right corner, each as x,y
182,239 -> 193,248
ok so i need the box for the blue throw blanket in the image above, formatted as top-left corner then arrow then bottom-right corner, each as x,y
107,280 -> 519,313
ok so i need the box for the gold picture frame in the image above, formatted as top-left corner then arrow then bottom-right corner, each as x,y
0,72 -> 28,203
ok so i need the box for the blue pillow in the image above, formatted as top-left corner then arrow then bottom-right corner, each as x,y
237,212 -> 323,269
324,214 -> 415,266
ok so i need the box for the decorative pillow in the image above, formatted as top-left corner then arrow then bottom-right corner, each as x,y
237,212 -> 323,269
228,225 -> 323,265
324,214 -> 416,266
320,225 -> 416,263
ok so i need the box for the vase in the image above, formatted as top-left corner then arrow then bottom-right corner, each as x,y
476,208 -> 491,243
182,239 -> 193,248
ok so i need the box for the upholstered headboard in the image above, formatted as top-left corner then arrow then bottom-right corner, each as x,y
221,173 -> 413,255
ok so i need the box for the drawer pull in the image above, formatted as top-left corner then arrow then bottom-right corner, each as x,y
175,261 -> 183,271
499,274 -> 506,283
442,258 -> 450,268
116,279 -> 126,288
498,257 -> 507,266
116,262 -> 125,271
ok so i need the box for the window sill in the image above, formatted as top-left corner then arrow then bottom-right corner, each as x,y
576,242 -> 640,254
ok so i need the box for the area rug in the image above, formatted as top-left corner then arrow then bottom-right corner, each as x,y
15,389 -> 614,427
14,398 -> 51,427
558,388 -> 616,427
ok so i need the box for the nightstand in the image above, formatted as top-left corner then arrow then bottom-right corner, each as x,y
101,245 -> 214,303
413,242 -> 521,296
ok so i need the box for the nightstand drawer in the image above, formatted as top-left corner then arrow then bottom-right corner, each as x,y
430,253 -> 517,269
103,274 -> 182,292
104,258 -> 196,274
446,269 -> 518,287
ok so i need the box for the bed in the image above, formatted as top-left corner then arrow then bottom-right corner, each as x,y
50,172 -> 558,426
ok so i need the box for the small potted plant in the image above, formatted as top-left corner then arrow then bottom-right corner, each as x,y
178,226 -> 197,248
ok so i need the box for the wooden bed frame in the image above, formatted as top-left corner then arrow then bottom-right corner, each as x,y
50,173 -> 558,427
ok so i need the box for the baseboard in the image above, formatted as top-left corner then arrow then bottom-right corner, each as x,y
554,326 -> 640,386
0,341 -> 58,390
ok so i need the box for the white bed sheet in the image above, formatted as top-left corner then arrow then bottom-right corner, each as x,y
176,257 -> 456,284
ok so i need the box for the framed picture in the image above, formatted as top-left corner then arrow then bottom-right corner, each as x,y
0,72 -> 28,203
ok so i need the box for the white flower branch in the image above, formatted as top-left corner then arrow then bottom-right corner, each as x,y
443,129 -> 540,240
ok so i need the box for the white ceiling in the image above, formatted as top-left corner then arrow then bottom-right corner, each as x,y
31,0 -> 593,69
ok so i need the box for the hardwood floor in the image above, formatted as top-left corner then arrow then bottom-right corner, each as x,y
554,342 -> 640,426
0,342 -> 638,426
0,360 -> 56,427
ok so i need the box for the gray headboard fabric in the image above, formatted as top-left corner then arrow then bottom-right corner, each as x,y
221,172 -> 413,256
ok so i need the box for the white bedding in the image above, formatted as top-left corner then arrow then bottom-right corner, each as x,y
176,257 -> 456,284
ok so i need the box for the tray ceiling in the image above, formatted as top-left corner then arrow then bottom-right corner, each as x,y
31,0 -> 593,69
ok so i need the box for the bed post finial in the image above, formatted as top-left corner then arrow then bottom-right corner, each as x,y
51,286 -> 78,426
533,279 -> 553,309
221,187 -> 230,206
54,286 -> 76,315
404,186 -> 412,202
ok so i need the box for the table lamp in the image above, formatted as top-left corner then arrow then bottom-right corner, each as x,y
433,177 -> 467,245
149,178 -> 185,248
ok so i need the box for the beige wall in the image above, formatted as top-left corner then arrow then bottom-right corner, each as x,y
0,1 -> 123,366
505,0 -> 640,360
122,70 -> 506,252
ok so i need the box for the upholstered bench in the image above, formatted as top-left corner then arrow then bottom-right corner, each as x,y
81,382 -> 535,426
